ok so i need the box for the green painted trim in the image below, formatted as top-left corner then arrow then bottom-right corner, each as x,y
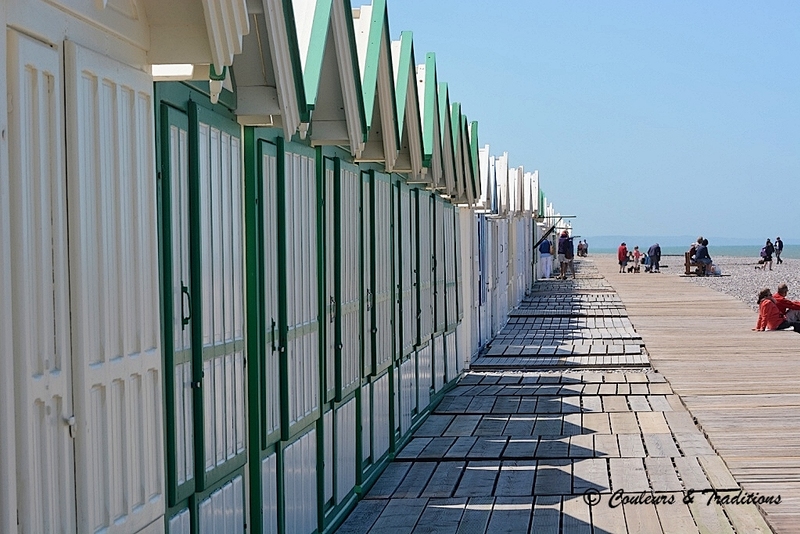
393,32 -> 412,134
189,102 -> 248,491
302,0 -> 334,110
244,127 -> 265,534
280,0 -> 314,122
468,119 -> 480,200
158,102 -> 198,507
421,53 -> 438,167
450,102 -> 462,164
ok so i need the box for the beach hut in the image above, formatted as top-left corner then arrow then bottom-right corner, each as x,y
391,32 -> 426,182
353,0 -> 400,168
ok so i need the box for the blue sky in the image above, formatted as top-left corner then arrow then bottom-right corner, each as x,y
384,1 -> 800,242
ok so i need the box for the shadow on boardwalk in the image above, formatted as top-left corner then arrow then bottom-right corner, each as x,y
336,260 -> 773,533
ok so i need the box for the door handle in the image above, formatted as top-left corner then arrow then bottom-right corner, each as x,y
181,284 -> 191,329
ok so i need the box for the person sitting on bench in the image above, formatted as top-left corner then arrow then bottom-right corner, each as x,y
692,238 -> 712,275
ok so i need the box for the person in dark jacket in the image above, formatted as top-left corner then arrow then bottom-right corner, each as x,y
647,243 -> 661,273
692,239 -> 712,275
775,236 -> 783,264
756,238 -> 774,271
557,231 -> 575,279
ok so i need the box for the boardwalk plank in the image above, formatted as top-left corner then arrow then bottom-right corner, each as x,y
561,495 -> 592,534
485,497 -> 532,533
495,460 -> 536,497
455,461 -> 501,498
422,462 -> 465,498
369,498 -> 427,534
411,498 -> 466,534
530,496 -> 560,534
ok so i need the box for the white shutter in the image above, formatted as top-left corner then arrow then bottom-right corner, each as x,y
65,41 -> 164,533
8,29 -> 76,534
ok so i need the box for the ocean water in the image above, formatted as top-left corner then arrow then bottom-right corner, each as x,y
590,245 -> 800,259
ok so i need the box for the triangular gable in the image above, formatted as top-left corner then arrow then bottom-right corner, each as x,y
449,102 -> 465,201
523,171 -> 533,215
145,0 -> 248,71
353,0 -> 400,168
468,120 -> 480,202
417,53 -> 443,190
495,151 -> 509,217
459,114 -> 475,206
291,0 -> 366,154
508,165 -> 523,213
438,82 -> 456,195
391,32 -> 425,181
477,144 -> 492,212
232,0 -> 304,137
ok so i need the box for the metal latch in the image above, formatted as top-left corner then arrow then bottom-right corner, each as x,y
64,415 -> 76,438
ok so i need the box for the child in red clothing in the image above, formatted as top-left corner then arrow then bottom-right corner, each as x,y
754,288 -> 800,332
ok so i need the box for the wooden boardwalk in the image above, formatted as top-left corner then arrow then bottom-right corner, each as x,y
591,254 -> 800,533
336,260 -> 776,533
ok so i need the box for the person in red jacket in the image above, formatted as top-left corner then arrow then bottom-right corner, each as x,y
617,242 -> 628,273
774,283 -> 800,322
754,288 -> 800,332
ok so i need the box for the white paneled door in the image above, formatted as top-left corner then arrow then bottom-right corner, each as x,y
9,32 -> 165,534
8,29 -> 76,534
65,41 -> 164,533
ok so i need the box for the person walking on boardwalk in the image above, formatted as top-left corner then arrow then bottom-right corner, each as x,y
775,236 -> 784,264
617,242 -> 628,273
773,283 -> 800,322
647,242 -> 661,273
558,230 -> 575,279
754,288 -> 800,332
539,237 -> 553,279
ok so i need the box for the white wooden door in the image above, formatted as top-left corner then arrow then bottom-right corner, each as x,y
8,29 -> 76,534
65,41 -> 164,533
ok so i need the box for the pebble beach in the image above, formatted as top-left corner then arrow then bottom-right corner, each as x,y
655,255 -> 800,312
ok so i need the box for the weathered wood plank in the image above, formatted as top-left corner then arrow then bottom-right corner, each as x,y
455,461 -> 501,497
422,462 -> 465,498
533,459 -> 572,496
645,457 -> 683,492
485,496 -> 532,533
367,463 -> 413,499
609,458 -> 649,492
530,495 -> 560,534
494,460 -> 536,497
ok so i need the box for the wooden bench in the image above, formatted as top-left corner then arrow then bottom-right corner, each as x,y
684,252 -> 707,276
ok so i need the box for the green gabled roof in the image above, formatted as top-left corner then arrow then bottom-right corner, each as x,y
461,114 -> 476,205
233,0 -> 305,136
469,120 -> 480,200
352,0 -> 400,164
450,102 -> 465,199
291,0 -> 366,150
419,52 -> 439,168
438,82 -> 456,194
391,31 -> 425,177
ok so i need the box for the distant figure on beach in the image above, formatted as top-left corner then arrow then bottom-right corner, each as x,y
754,288 -> 800,333
583,240 -> 589,256
756,238 -> 774,271
647,243 -> 661,273
692,238 -> 712,275
632,246 -> 642,272
773,283 -> 800,322
617,242 -> 628,273
539,237 -> 553,279
775,236 -> 784,264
